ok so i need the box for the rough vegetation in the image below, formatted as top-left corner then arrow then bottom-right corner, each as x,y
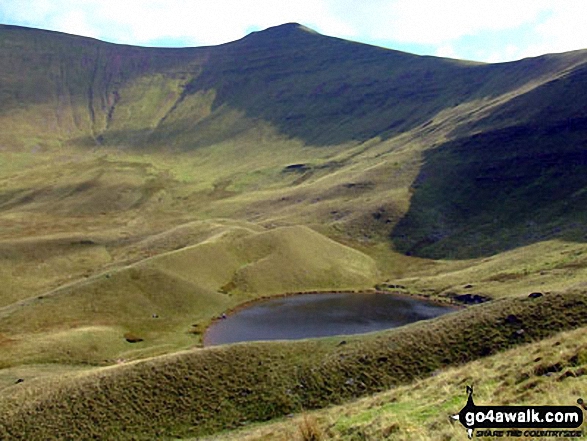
207,324 -> 587,441
1,291 -> 586,439
1,22 -> 587,440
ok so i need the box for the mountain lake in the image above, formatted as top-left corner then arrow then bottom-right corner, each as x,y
204,292 -> 457,345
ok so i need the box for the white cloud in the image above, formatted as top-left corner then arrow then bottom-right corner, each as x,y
378,0 -> 550,44
435,44 -> 459,59
482,45 -> 523,64
0,0 -> 352,47
530,2 -> 587,55
317,0 -> 551,48
52,9 -> 100,39
333,0 -> 587,61
1,0 -> 586,61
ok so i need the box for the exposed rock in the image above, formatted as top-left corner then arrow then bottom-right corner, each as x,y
124,333 -> 144,343
505,314 -> 523,325
452,293 -> 491,304
282,163 -> 309,173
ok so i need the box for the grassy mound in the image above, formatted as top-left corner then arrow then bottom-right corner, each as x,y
0,224 -> 377,367
0,290 -> 585,439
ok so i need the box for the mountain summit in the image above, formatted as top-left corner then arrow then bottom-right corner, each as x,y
0,24 -> 586,257
245,22 -> 317,37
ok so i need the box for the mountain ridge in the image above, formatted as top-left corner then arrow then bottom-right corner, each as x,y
1,21 -> 585,149
2,22 -> 587,440
1,22 -> 587,259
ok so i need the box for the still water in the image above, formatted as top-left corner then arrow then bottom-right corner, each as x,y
204,292 -> 455,346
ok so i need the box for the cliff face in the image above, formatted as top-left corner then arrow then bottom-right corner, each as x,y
0,24 -> 207,147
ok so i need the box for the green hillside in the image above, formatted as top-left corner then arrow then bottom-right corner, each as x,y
1,22 -> 587,440
208,324 -> 587,441
1,291 -> 586,439
0,224 -> 377,367
1,23 -> 587,259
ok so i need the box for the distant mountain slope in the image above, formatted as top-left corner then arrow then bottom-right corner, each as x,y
1,23 -> 587,258
1,22 -> 585,149
392,60 -> 587,258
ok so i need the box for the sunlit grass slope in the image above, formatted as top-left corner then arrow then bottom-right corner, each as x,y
208,325 -> 587,441
0,223 -> 377,367
0,290 -> 585,440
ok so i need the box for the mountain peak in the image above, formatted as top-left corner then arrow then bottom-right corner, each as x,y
242,22 -> 319,43
257,22 -> 316,34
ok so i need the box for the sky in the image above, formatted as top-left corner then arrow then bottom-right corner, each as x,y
1,1 -> 586,63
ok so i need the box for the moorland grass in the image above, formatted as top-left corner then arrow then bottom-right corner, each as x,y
0,224 -> 377,367
2,22 -> 587,441
0,289 -> 585,439
207,324 -> 587,441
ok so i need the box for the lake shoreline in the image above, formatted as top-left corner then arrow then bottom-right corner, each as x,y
203,289 -> 462,346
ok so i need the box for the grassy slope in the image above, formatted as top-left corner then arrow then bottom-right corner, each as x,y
1,22 -> 587,440
0,223 -> 377,367
0,290 -> 586,439
2,23 -> 587,263
4,146 -> 586,368
208,325 -> 587,441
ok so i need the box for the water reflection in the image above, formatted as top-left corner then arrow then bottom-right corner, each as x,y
204,292 -> 455,346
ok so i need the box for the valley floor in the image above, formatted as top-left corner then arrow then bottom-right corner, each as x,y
1,150 -> 587,440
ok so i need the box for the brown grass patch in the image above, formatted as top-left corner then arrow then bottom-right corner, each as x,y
298,415 -> 324,441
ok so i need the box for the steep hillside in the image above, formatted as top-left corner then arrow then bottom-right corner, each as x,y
2,22 -> 585,150
1,22 -> 587,261
392,59 -> 587,258
210,324 -> 587,441
1,22 -> 587,441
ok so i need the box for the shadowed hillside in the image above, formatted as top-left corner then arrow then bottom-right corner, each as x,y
1,22 -> 585,149
392,117 -> 587,258
2,22 -> 587,441
1,23 -> 587,259
392,62 -> 587,258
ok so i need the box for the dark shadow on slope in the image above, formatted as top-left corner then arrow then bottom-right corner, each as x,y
391,117 -> 587,259
4,23 -> 587,149
191,32 -> 458,145
453,60 -> 587,138
0,24 -> 210,117
180,25 -> 546,146
0,177 -> 167,215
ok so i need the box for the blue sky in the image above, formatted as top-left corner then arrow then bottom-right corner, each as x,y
1,1 -> 586,62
